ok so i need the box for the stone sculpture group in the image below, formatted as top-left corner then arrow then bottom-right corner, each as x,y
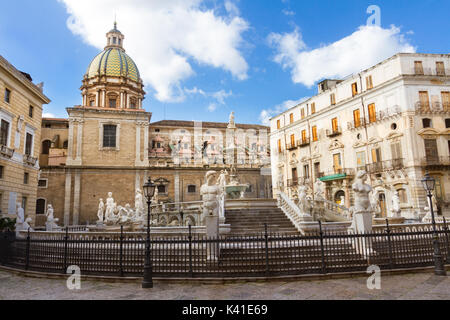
97,190 -> 146,226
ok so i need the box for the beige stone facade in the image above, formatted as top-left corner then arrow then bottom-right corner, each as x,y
0,55 -> 50,224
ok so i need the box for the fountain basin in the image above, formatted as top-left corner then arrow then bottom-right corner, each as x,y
225,185 -> 248,199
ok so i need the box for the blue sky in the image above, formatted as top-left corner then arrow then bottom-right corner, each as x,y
0,0 -> 449,125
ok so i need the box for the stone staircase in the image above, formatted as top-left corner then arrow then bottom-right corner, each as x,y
224,201 -> 301,236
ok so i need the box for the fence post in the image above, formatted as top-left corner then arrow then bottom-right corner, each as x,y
264,223 -> 269,276
443,217 -> 450,264
386,219 -> 394,269
119,225 -> 124,277
318,221 -> 326,274
25,228 -> 30,271
63,227 -> 68,273
188,224 -> 193,278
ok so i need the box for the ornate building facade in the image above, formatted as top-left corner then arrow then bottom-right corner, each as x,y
0,55 -> 50,222
270,53 -> 450,219
37,24 -> 271,226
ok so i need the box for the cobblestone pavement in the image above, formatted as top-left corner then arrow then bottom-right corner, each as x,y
0,270 -> 448,300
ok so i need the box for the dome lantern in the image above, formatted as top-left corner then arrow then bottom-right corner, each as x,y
105,21 -> 125,50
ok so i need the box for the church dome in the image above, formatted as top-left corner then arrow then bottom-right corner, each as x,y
85,48 -> 140,83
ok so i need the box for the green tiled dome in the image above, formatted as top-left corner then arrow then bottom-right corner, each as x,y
86,48 -> 140,82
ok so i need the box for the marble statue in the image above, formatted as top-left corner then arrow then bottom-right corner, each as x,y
314,178 -> 325,199
422,206 -> 432,223
369,190 -> 380,216
15,203 -> 33,234
352,171 -> 373,213
135,189 -> 144,219
218,170 -> 228,190
297,185 -> 309,215
45,204 -> 59,231
152,187 -> 159,204
200,171 -> 221,220
118,204 -> 135,224
105,192 -> 119,224
16,203 -> 24,224
97,199 -> 105,222
278,171 -> 284,188
228,111 -> 235,128
391,191 -> 401,218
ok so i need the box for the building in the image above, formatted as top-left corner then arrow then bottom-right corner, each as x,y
270,53 -> 450,219
37,24 -> 271,226
0,55 -> 50,222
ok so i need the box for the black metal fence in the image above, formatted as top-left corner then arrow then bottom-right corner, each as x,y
1,222 -> 449,278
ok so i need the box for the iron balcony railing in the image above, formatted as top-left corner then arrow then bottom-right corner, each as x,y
0,145 -> 14,158
287,179 -> 298,187
415,101 -> 450,114
407,67 -> 450,77
23,154 -> 37,166
326,127 -> 342,137
422,156 -> 450,167
347,106 -> 402,130
286,142 -> 298,150
297,138 -> 310,148
366,159 -> 405,173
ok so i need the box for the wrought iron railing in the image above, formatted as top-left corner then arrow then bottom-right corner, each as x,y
1,221 -> 449,278
0,145 -> 14,158
326,127 -> 342,137
366,159 -> 405,173
415,101 -> 450,114
422,156 -> 450,167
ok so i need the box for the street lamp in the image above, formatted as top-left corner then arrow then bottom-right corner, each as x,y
421,173 -> 447,276
142,177 -> 156,288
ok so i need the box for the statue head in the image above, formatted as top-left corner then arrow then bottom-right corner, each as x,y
108,192 -> 113,197
99,198 -> 103,202
205,170 -> 217,183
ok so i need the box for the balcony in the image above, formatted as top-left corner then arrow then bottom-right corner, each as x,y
415,101 -> 450,114
347,107 -> 402,130
326,127 -> 342,138
287,179 -> 298,187
0,145 -> 14,158
286,142 -> 298,151
366,159 -> 405,173
298,138 -> 310,148
421,156 -> 450,168
23,154 -> 37,166
407,67 -> 450,77
347,118 -> 367,130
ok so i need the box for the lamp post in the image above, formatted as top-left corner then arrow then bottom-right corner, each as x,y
421,173 -> 447,276
142,177 -> 156,288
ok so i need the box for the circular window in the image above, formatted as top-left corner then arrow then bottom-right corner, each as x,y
391,123 -> 397,130
357,133 -> 362,140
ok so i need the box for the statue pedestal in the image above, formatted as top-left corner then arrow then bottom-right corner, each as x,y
351,211 -> 374,257
205,214 -> 219,262
96,221 -> 106,229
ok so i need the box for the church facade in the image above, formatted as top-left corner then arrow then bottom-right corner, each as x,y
36,24 -> 271,226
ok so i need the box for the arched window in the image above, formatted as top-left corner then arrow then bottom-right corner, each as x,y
36,198 -> 46,215
398,189 -> 408,203
42,140 -> 51,155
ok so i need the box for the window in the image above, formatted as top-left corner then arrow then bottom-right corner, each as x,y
314,162 -> 320,178
366,75 -> 373,89
25,133 -> 33,155
277,120 -> 280,129
398,189 -> 407,203
0,119 -> 10,146
330,93 -> 336,105
130,98 -> 137,109
290,134 -> 295,147
351,82 -> 358,97
391,142 -> 402,160
103,125 -> 117,148
356,151 -> 366,169
353,109 -> 361,128
424,139 -> 439,162
24,172 -> 29,185
187,185 -> 196,193
4,88 -> 11,103
38,179 -> 48,188
422,118 -> 432,128
368,103 -> 376,123
109,98 -> 117,108
277,139 -> 282,153
42,140 -> 51,155
246,185 -> 253,193
331,117 -> 338,132
113,37 -> 117,44
446,119 -> 450,129
89,99 -> 95,107
442,92 -> 450,111
289,113 -> 294,124
44,123 -> 51,128
301,108 -> 305,119
28,106 -> 34,118
414,61 -> 424,75
436,61 -> 445,76
157,185 -> 167,194
312,126 -> 318,142
0,166 -> 3,179
371,148 -> 382,163
311,103 -> 316,114
419,91 -> 430,110
301,130 -> 307,143
36,199 -> 46,215
22,197 -> 27,212
63,140 -> 68,149
333,153 -> 342,173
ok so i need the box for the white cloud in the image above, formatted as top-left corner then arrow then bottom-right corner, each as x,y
259,98 -> 308,125
225,1 -> 240,16
269,25 -> 416,87
185,87 -> 232,111
212,89 -> 232,105
42,112 -> 56,118
282,9 -> 295,16
208,103 -> 218,112
59,0 -> 249,102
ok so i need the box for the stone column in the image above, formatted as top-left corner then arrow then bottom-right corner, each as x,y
143,123 -> 149,166
96,91 -> 100,107
174,172 -> 180,203
120,92 -> 124,109
135,122 -> 141,166
63,171 -> 72,226
73,171 -> 81,225
75,120 -> 83,165
67,120 -> 74,160
205,214 -> 219,261
102,90 -> 106,108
